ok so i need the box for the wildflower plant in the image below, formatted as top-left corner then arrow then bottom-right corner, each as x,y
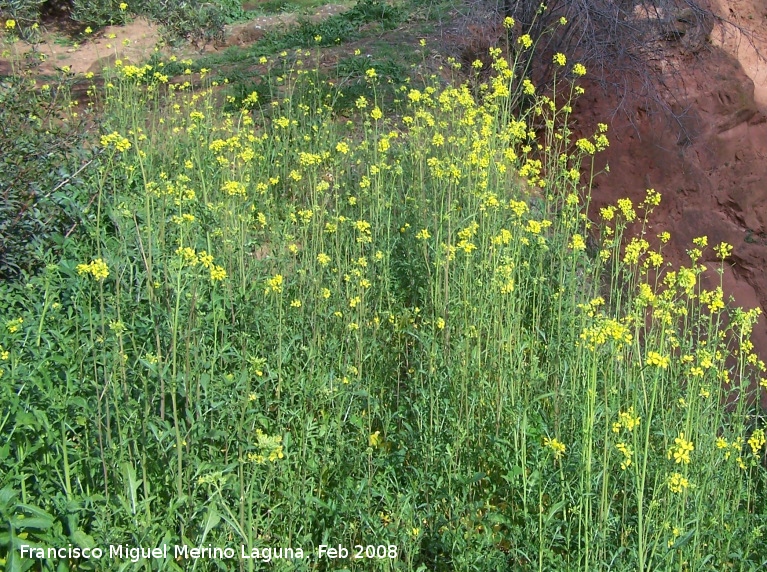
0,7 -> 765,572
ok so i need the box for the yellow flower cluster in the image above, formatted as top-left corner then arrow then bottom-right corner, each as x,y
699,287 -> 725,313
616,198 -> 636,222
714,242 -> 733,259
248,429 -> 284,463
667,433 -> 694,465
615,442 -> 633,470
748,429 -> 765,456
100,132 -> 131,153
265,274 -> 284,294
716,436 -> 741,460
568,234 -> 586,251
6,318 -> 23,334
175,247 -> 226,281
667,472 -> 689,494
222,180 -> 247,197
77,258 -> 110,281
369,431 -> 383,448
457,221 -> 479,254
494,261 -> 515,295
612,407 -> 641,433
120,64 -> 153,81
579,316 -> 633,350
646,351 -> 670,369
543,437 -> 566,459
623,238 -> 648,265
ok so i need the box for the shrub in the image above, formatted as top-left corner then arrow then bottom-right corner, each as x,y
0,58 -> 93,281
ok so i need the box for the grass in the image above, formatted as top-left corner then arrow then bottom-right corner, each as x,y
244,0 -> 355,15
2,5 -> 767,572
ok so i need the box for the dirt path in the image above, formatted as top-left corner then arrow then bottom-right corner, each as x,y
0,4 -> 352,76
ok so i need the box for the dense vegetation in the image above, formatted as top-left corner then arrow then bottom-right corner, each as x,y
1,2 -> 766,570
0,0 -> 244,45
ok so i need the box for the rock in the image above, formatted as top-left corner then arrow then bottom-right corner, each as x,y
223,24 -> 265,47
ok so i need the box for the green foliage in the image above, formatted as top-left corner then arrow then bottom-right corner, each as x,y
69,0 -> 130,27
0,61 -> 93,281
1,0 -> 245,42
137,0 -> 247,46
0,0 -> 45,37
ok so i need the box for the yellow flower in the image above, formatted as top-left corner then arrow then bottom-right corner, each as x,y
265,274 -> 284,294
667,433 -> 694,465
290,299 -> 302,308
614,407 -> 641,432
568,234 -> 586,251
369,431 -> 382,447
6,318 -> 23,334
120,2 -> 128,10
210,266 -> 227,281
254,429 -> 284,462
615,442 -> 632,470
553,53 -> 567,66
748,429 -> 765,456
100,131 -> 131,152
76,258 -> 110,281
600,206 -> 615,221
525,219 -> 543,234
5,19 -> 16,30
518,34 -> 532,49
543,437 -> 566,459
714,242 -> 733,259
572,63 -> 586,76
576,138 -> 596,155
667,472 -> 689,494
646,351 -> 670,369
416,228 -> 431,240
222,180 -> 246,196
